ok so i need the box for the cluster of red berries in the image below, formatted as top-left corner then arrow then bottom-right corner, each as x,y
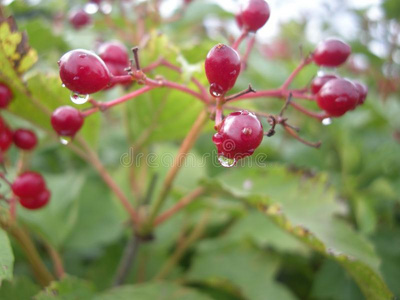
52,41 -> 131,138
11,172 -> 51,210
203,0 -> 367,166
0,83 -> 50,210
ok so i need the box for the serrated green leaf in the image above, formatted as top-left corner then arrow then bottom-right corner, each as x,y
0,228 -> 14,283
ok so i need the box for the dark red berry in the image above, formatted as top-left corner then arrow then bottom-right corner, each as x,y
240,0 -> 270,32
313,38 -> 351,67
13,129 -> 38,151
235,13 -> 243,29
311,74 -> 339,95
98,42 -> 130,81
353,81 -> 368,105
68,9 -> 91,30
98,41 -> 129,66
0,83 -> 13,108
51,106 -> 84,137
317,79 -> 359,117
59,49 -> 111,95
213,110 -> 263,165
19,189 -> 51,210
205,44 -> 241,97
12,172 -> 46,198
0,126 -> 13,152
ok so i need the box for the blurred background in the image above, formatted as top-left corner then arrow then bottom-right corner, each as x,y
0,0 -> 399,299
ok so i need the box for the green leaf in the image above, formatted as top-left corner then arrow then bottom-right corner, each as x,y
94,282 -> 212,300
0,228 -> 14,283
0,276 -> 40,300
34,276 -> 95,300
205,164 -> 393,300
311,260 -> 364,300
188,245 -> 296,300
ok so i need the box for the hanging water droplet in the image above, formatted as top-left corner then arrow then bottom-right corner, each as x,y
59,136 -> 72,145
70,92 -> 89,104
322,118 -> 332,126
218,155 -> 236,168
61,84 -> 66,88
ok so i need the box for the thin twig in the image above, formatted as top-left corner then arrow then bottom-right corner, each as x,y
283,124 -> 321,148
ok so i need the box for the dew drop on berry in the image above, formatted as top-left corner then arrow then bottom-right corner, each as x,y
322,118 -> 332,126
61,84 -> 66,88
218,155 -> 236,168
242,127 -> 252,135
59,136 -> 72,145
209,83 -> 224,98
70,92 -> 89,104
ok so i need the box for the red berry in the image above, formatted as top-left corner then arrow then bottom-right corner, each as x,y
353,81 -> 368,105
240,0 -> 270,32
317,79 -> 359,117
68,9 -> 91,30
313,38 -> 351,67
0,126 -> 13,152
12,172 -> 46,198
235,13 -> 243,29
213,110 -> 263,165
98,42 -> 130,81
98,41 -> 129,66
13,129 -> 38,151
0,83 -> 13,108
51,106 -> 84,137
19,189 -> 51,210
59,49 -> 111,95
205,44 -> 241,97
310,74 -> 339,95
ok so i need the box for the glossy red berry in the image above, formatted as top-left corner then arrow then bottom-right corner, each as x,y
313,38 -> 351,67
0,126 -> 13,152
205,44 -> 241,97
0,83 -> 13,108
19,189 -> 50,210
235,13 -> 243,29
13,129 -> 38,151
51,106 -> 84,137
12,172 -> 46,198
213,110 -> 263,166
59,49 -> 111,95
240,0 -> 271,32
353,81 -> 368,105
311,74 -> 339,95
68,9 -> 91,30
317,79 -> 359,117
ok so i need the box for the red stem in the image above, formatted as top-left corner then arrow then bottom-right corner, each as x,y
232,29 -> 249,50
242,35 -> 256,69
281,56 -> 313,91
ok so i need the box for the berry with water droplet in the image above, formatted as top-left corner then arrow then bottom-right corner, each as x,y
205,44 -> 241,97
19,189 -> 51,210
68,9 -> 91,30
59,49 -> 111,95
240,0 -> 270,32
313,38 -> 351,67
13,129 -> 38,151
213,110 -> 263,165
0,125 -> 13,152
51,106 -> 84,137
12,171 -> 46,198
0,83 -> 13,109
353,81 -> 368,105
317,78 -> 359,117
311,74 -> 338,95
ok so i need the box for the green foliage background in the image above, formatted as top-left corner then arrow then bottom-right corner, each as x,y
0,0 -> 399,299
